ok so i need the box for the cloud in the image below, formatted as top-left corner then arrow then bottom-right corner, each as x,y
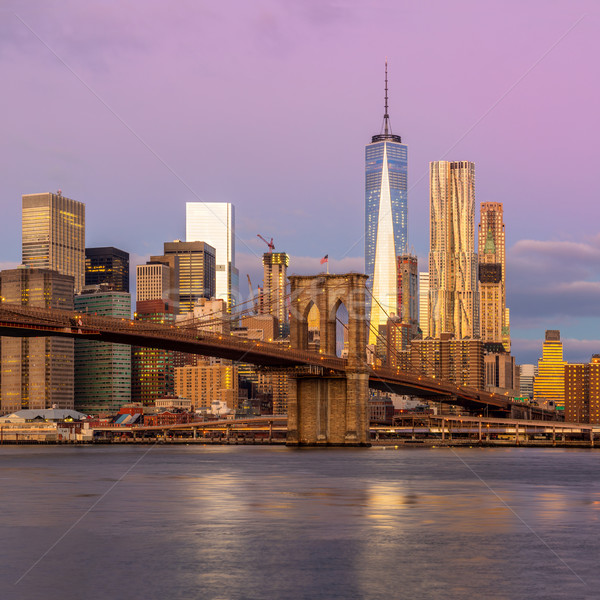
507,235 -> 600,321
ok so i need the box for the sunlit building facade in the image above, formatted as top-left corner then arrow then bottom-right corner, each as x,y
478,203 -> 509,351
151,241 -> 216,314
136,262 -> 172,303
175,364 -> 239,411
131,299 -> 175,405
397,254 -> 418,340
533,330 -> 566,410
419,272 -> 430,338
365,64 -> 407,344
186,202 -> 239,312
429,161 -> 478,339
22,191 -> 85,292
565,355 -> 600,424
0,268 -> 74,414
260,252 -> 289,337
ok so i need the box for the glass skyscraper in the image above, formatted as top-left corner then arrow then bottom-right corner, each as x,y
365,64 -> 408,344
22,191 -> 85,292
186,202 -> 239,312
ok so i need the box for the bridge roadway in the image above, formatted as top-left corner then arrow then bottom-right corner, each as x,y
0,302 -> 553,419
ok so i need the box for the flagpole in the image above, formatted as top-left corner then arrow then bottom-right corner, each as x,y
327,259 -> 329,275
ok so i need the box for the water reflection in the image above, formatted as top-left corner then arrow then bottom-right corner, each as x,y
0,446 -> 598,600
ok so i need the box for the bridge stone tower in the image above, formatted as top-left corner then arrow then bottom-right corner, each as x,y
287,273 -> 370,446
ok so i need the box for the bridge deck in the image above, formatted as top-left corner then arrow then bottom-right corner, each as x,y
0,302 -> 555,419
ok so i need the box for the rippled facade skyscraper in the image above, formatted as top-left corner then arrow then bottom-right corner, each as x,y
429,161 -> 478,339
365,63 -> 408,344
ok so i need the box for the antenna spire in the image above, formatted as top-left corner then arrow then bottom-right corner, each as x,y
384,57 -> 390,135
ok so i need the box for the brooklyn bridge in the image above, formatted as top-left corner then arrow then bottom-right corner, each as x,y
0,273 -> 556,446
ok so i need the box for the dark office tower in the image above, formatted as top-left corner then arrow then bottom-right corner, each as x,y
75,285 -> 132,415
365,61 -> 408,344
0,268 -> 74,414
131,299 -> 175,405
150,241 -> 216,314
22,191 -> 85,292
397,253 -> 418,340
85,247 -> 130,292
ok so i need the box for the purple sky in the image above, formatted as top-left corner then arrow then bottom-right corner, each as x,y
1,0 -> 599,364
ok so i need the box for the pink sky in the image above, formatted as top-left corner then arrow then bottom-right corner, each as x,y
1,0 -> 599,363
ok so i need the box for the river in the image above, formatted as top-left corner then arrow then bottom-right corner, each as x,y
1,445 -> 599,599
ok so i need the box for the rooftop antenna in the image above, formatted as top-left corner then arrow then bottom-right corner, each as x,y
383,57 -> 390,135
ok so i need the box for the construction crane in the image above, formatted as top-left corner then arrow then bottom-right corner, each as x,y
257,234 -> 275,252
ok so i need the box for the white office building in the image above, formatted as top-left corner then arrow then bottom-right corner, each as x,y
186,202 -> 238,311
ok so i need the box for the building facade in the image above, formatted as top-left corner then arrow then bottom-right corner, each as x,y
533,330 -> 566,410
136,262 -> 172,303
22,191 -> 85,292
410,334 -> 485,390
478,203 -> 509,351
397,254 -> 418,339
419,272 -> 430,338
365,63 -> 408,344
260,252 -> 289,337
0,268 -> 75,414
186,202 -> 239,312
151,241 -> 216,314
74,285 -> 132,414
429,161 -> 478,339
564,355 -> 600,424
175,364 -> 239,411
131,299 -> 175,405
519,364 -> 536,399
85,247 -> 129,292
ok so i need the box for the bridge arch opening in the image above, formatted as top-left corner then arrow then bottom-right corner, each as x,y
330,298 -> 349,358
305,301 -> 320,353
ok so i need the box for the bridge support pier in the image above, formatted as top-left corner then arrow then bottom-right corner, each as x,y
287,370 -> 370,446
287,273 -> 370,447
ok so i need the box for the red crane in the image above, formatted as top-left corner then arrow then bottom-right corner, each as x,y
257,234 -> 275,252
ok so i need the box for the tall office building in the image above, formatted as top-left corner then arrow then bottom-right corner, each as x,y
533,330 -> 566,410
260,252 -> 289,337
0,268 -> 74,414
519,364 -> 536,399
75,285 -> 131,414
22,191 -> 85,292
365,62 -> 408,344
85,247 -> 130,292
565,355 -> 600,424
429,161 -> 478,339
478,203 -> 509,351
136,262 -> 172,303
418,272 -> 430,338
131,299 -> 175,405
186,202 -> 239,312
397,254 -> 418,339
150,241 -> 216,314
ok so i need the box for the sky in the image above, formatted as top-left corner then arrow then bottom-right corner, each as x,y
1,0 -> 599,365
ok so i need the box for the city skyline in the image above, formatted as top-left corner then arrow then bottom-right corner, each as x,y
1,1 -> 599,365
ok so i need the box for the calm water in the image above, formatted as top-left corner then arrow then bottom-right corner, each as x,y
1,445 -> 599,600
